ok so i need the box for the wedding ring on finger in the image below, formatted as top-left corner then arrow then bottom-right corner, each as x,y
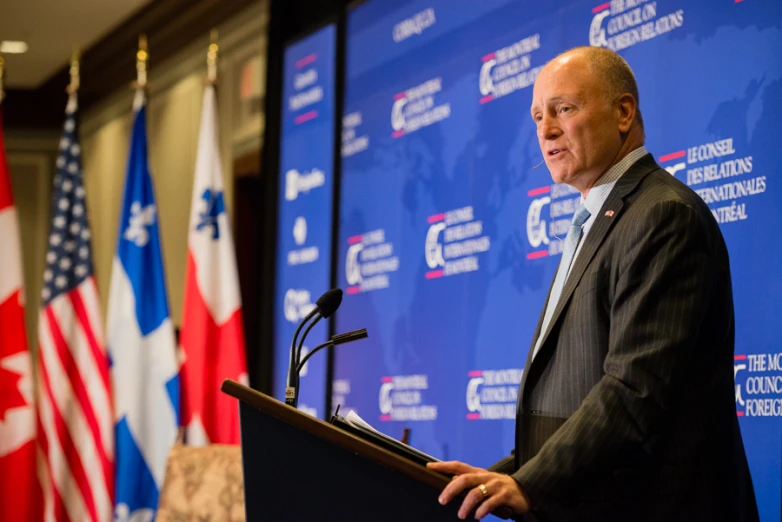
478,483 -> 489,499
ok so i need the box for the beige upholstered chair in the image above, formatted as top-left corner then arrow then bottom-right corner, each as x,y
156,443 -> 245,522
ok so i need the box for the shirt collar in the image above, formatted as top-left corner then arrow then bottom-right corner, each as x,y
582,146 -> 648,217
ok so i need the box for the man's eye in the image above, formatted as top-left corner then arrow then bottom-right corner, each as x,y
560,106 -> 571,114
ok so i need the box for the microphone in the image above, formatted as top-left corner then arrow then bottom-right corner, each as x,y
532,158 -> 546,170
286,289 -> 343,407
315,288 -> 343,317
296,288 -> 342,368
296,328 -> 368,376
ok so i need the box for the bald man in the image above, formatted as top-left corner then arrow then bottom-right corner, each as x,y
428,47 -> 758,521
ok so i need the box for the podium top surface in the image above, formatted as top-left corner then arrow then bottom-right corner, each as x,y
220,379 -> 450,490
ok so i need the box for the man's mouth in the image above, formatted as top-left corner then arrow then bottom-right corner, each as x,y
548,148 -> 565,156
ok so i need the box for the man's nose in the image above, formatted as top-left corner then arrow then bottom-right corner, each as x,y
538,114 -> 562,141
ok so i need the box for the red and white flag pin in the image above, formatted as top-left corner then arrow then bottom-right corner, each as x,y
605,210 -> 615,217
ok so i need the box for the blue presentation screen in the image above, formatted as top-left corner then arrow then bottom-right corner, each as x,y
274,23 -> 336,419
334,0 -> 782,519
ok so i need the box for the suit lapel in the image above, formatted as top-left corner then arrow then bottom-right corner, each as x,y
524,154 -> 659,377
518,277 -> 555,397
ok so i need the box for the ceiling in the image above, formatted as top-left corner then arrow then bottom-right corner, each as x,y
1,0 -> 155,89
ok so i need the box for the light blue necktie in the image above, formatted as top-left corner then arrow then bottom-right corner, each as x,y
532,204 -> 591,359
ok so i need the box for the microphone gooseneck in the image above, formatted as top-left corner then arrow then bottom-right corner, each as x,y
294,313 -> 322,382
296,328 -> 369,375
286,289 -> 346,408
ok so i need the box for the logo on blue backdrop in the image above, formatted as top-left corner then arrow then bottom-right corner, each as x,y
424,206 -> 490,279
734,353 -> 782,418
283,288 -> 315,322
293,217 -> 307,245
379,374 -> 437,422
657,137 -> 764,225
588,1 -> 684,52
287,217 -> 319,266
285,168 -> 326,201
391,77 -> 451,138
345,229 -> 399,295
392,7 -> 436,43
525,185 -> 580,260
332,379 -> 352,411
289,52 -> 322,125
479,33 -> 543,105
342,112 -> 369,158
466,369 -> 523,420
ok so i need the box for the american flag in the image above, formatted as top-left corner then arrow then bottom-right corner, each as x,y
36,92 -> 114,522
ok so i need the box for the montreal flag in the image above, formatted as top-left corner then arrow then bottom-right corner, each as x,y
180,84 -> 248,446
107,89 -> 180,521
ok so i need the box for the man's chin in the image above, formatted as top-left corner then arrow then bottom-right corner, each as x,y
549,170 -> 568,185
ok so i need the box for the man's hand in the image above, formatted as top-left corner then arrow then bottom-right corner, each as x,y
427,461 -> 531,520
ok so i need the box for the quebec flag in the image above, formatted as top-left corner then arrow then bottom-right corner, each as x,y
107,89 -> 180,522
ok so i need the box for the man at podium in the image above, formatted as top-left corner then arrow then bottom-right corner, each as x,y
428,47 -> 758,521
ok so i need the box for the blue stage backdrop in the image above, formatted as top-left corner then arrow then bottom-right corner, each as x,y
333,0 -> 782,519
274,23 -> 336,418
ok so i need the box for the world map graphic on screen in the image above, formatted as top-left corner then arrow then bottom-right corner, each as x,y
333,1 -> 782,519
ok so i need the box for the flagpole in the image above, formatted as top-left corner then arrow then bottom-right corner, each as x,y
67,48 -> 80,94
0,55 -> 5,103
206,28 -> 218,86
132,34 -> 148,112
136,34 -> 148,89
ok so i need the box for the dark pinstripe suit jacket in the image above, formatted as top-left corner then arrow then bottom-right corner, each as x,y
489,154 -> 758,522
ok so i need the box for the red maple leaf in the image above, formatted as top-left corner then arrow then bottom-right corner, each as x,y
0,362 -> 27,422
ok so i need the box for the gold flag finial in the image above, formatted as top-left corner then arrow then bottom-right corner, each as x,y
206,29 -> 218,85
136,34 -> 148,88
67,48 -> 80,94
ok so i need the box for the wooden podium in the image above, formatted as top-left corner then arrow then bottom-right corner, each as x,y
221,379 -> 512,521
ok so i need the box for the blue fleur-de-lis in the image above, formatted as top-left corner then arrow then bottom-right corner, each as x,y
196,188 -> 226,240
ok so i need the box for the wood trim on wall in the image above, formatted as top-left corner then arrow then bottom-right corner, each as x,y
4,0 -> 262,131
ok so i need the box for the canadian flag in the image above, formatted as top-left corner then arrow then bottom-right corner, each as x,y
180,85 -> 248,445
0,102 -> 43,519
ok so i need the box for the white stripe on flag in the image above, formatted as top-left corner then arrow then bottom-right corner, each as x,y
78,279 -> 107,347
37,345 -> 89,522
50,292 -> 114,463
39,302 -> 113,520
108,262 -> 179,487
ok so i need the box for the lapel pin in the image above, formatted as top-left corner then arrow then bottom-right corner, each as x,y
605,210 -> 615,217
